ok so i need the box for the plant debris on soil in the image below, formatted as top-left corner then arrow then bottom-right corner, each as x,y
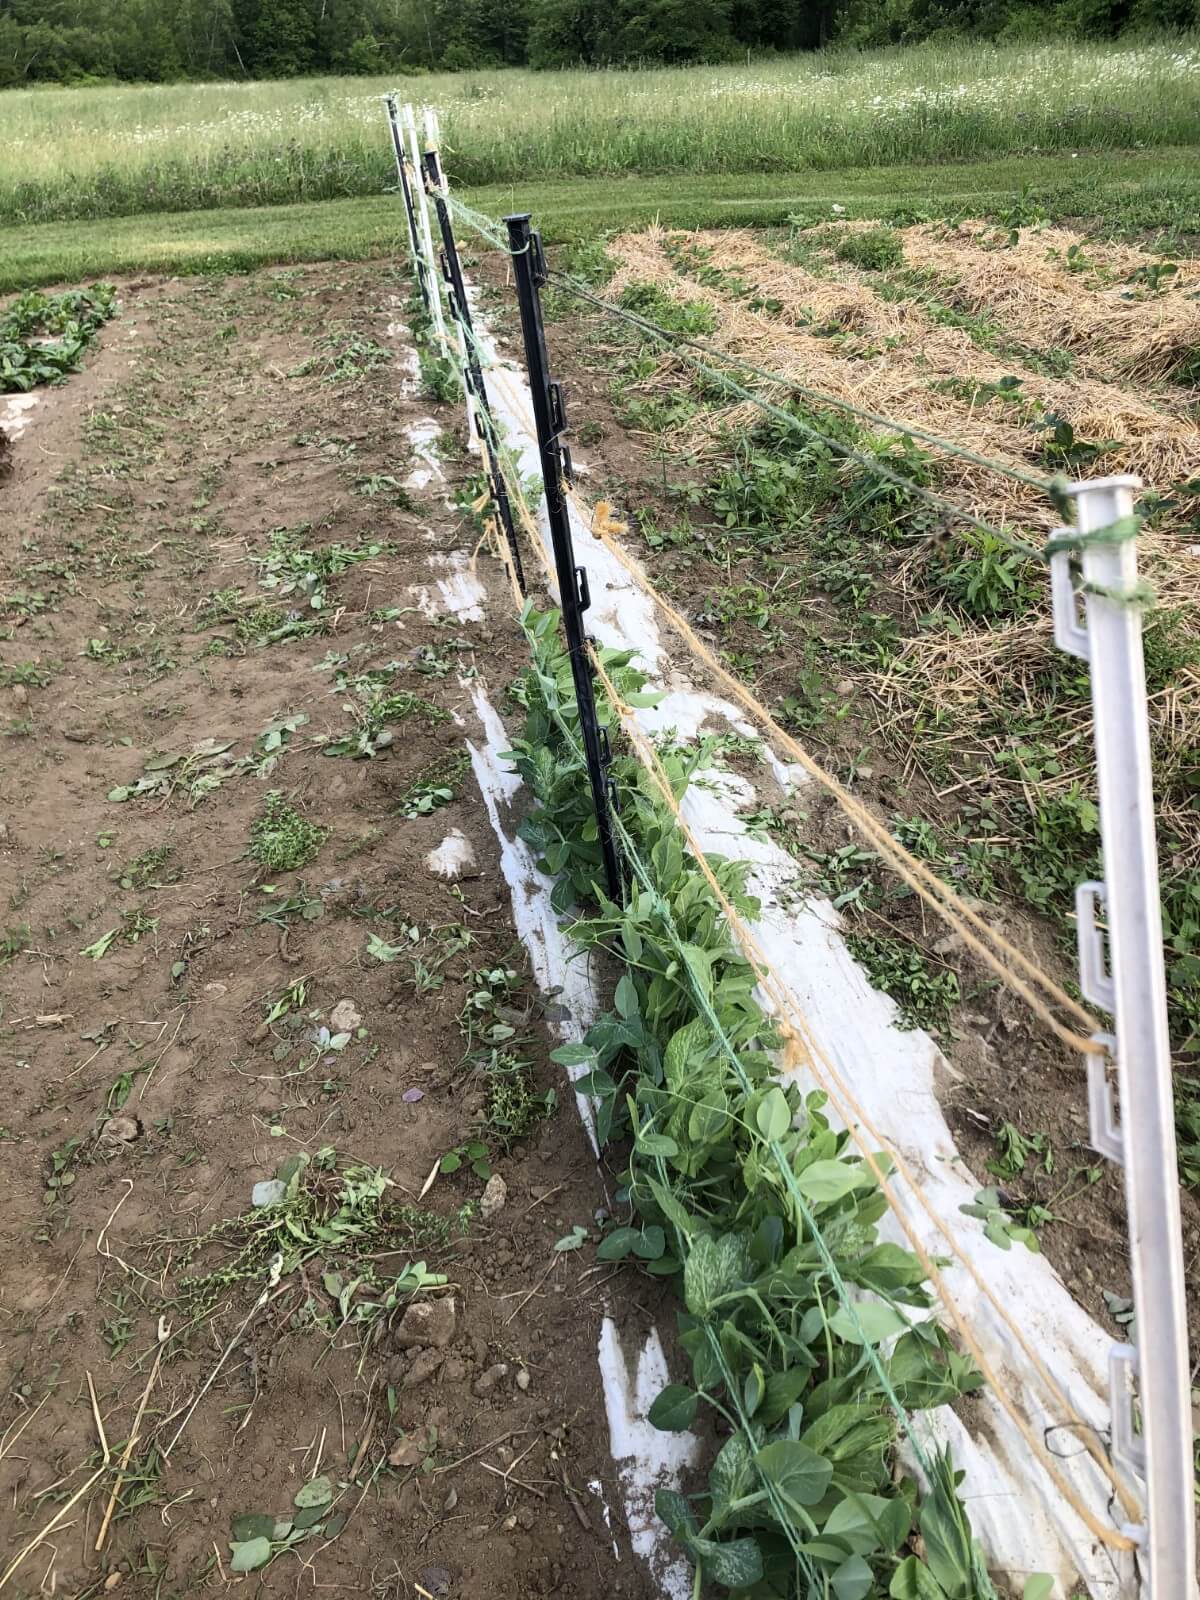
0,264 -> 658,1600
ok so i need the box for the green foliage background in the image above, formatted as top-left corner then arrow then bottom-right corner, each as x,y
0,0 -> 1196,87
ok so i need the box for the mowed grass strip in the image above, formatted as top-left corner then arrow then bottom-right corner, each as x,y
2,151 -> 1198,293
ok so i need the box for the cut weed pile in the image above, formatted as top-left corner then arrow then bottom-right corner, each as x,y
0,263 -> 641,1599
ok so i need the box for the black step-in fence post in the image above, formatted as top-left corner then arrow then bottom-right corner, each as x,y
505,212 -> 622,902
384,96 -> 431,320
422,146 -> 526,597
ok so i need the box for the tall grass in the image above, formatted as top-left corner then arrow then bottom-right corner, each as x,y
2,37 -> 1198,226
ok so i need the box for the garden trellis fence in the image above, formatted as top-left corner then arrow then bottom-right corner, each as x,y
386,100 -> 1194,1599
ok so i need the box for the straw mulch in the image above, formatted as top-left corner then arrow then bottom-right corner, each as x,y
609,227 -> 1200,527
892,220 -> 1200,387
607,224 -> 1200,857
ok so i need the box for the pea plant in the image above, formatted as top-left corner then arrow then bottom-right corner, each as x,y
1,284 -> 117,393
507,604 -> 991,1600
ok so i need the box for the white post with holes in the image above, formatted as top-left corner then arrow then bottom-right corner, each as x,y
1050,474 -> 1194,1597
401,103 -> 446,348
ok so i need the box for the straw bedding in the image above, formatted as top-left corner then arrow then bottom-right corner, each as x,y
606,223 -> 1199,856
609,226 -> 1200,527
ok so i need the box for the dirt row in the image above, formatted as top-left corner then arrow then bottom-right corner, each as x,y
0,267 -> 658,1600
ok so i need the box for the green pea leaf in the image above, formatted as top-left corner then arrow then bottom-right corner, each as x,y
692,1534 -> 763,1588
293,1474 -> 333,1510
756,1086 -> 791,1142
615,973 -> 639,1019
230,1513 -> 275,1543
647,1383 -> 698,1432
229,1536 -> 272,1574
648,1177 -> 698,1236
635,1130 -> 679,1158
688,1087 -> 730,1142
795,1159 -> 864,1204
759,1363 -> 810,1425
655,1487 -> 697,1541
829,1301 -> 911,1345
631,1225 -> 666,1260
832,1553 -> 874,1600
754,1439 -> 833,1507
890,1554 -> 951,1599
597,1226 -> 640,1260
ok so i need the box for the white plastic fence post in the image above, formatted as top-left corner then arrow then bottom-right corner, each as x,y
423,106 -> 473,435
402,103 -> 446,348
382,93 -> 420,271
1050,474 -> 1195,1597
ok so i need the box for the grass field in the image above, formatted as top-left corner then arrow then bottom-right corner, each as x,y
1,150 -> 1198,292
2,38 -> 1199,227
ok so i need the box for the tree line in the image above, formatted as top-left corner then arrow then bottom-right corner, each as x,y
0,0 -> 1195,87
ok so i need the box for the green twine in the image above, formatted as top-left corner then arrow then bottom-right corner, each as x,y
1043,514 -> 1143,557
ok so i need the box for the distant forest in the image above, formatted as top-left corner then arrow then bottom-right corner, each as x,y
0,0 -> 1195,86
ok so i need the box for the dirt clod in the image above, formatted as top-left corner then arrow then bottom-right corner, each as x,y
472,1361 -> 509,1397
387,1436 -> 424,1469
395,1294 -> 457,1349
402,1348 -> 446,1388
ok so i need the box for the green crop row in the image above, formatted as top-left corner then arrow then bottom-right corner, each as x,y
505,602 -> 998,1600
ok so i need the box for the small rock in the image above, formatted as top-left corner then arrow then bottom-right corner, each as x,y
388,1436 -> 424,1469
395,1296 -> 457,1350
517,1506 -> 536,1531
330,998 -> 362,1033
515,1368 -> 530,1392
443,1358 -> 466,1383
856,764 -> 874,781
835,678 -> 854,696
252,1179 -> 287,1208
502,1514 -> 517,1531
472,1362 -> 509,1398
402,1349 -> 445,1389
251,1462 -> 267,1481
101,1115 -> 140,1146
419,1568 -> 452,1598
479,1173 -> 508,1220
11,684 -> 28,707
203,982 -> 228,996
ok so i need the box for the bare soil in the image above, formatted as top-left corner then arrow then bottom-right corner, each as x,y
0,266 -> 655,1600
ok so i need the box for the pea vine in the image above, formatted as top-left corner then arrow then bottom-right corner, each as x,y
506,601 -> 995,1600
